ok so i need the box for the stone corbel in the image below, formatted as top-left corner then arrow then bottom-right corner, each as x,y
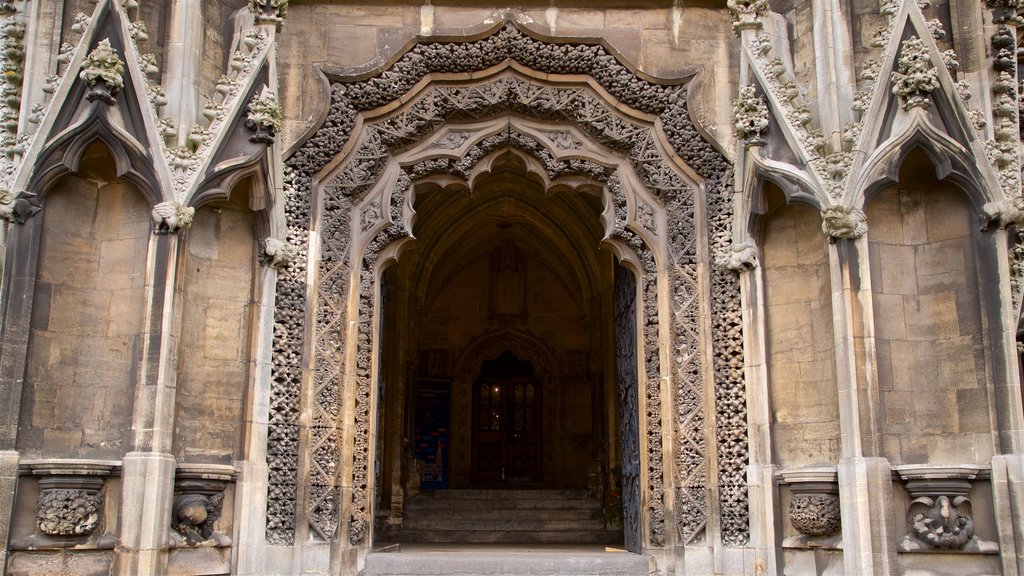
778,468 -> 842,549
715,241 -> 759,271
0,190 -> 40,224
259,237 -> 296,269
980,197 -> 1024,231
727,0 -> 769,33
151,201 -> 195,235
169,463 -> 236,548
821,205 -> 867,242
894,464 -> 998,554
14,460 -> 120,549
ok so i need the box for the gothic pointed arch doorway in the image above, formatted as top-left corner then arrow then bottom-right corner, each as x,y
271,21 -> 748,573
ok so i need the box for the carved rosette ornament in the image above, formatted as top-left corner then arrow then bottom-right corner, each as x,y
891,37 -> 939,111
79,39 -> 125,105
895,465 -> 998,554
151,201 -> 195,234
246,86 -> 282,144
821,205 -> 867,241
733,85 -> 769,143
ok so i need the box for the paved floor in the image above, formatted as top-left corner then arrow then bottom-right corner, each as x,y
361,543 -> 652,576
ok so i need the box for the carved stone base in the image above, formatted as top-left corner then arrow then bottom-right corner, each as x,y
895,465 -> 998,554
169,464 -> 235,548
779,468 -> 842,550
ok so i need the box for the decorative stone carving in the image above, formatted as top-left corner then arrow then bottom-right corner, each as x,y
895,465 -> 998,554
261,237 -> 298,269
276,22 -> 747,548
733,85 -> 769,142
251,0 -> 288,30
821,205 -> 867,241
430,131 -> 470,149
37,487 -> 102,536
170,464 -> 234,547
715,241 -> 758,271
172,493 -> 224,546
246,86 -> 282,144
0,190 -> 39,224
727,0 -> 769,32
21,460 -> 118,545
891,37 -> 938,111
79,39 -> 125,105
779,468 -> 842,549
981,197 -> 1024,230
151,201 -> 195,234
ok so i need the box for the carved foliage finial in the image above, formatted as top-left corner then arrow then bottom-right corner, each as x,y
250,0 -> 288,30
727,0 -> 769,32
79,39 -> 125,105
821,205 -> 868,241
891,37 -> 939,110
733,85 -> 769,143
151,201 -> 195,235
246,86 -> 282,145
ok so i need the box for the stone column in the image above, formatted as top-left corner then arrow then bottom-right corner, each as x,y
827,233 -> 897,575
114,221 -> 188,575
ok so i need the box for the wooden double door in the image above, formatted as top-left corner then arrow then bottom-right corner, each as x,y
471,371 -> 542,485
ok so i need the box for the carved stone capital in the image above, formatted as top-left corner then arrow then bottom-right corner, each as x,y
260,237 -> 297,269
821,205 -> 867,241
151,201 -> 195,235
79,39 -> 125,105
23,460 -> 119,540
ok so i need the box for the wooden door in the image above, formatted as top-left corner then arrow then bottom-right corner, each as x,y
471,375 -> 542,484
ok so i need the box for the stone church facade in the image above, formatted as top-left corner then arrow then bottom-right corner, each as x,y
0,0 -> 1022,574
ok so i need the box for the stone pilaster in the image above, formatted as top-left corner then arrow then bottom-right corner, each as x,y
838,457 -> 896,575
113,452 -> 176,576
0,450 -> 18,573
992,454 -> 1024,575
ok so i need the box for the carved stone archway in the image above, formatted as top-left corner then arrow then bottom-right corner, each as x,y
268,22 -> 749,559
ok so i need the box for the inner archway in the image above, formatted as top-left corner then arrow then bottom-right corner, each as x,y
374,159 -> 625,544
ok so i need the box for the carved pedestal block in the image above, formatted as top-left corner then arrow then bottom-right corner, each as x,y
779,468 -> 842,549
169,464 -> 235,548
895,465 -> 998,554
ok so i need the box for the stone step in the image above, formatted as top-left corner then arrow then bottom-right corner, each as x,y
392,530 -> 625,545
361,548 -> 649,576
405,498 -> 602,512
403,507 -> 602,522
403,517 -> 608,532
413,489 -> 590,500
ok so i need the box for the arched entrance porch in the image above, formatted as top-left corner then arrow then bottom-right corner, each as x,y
271,23 -> 747,574
372,158 -> 624,544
